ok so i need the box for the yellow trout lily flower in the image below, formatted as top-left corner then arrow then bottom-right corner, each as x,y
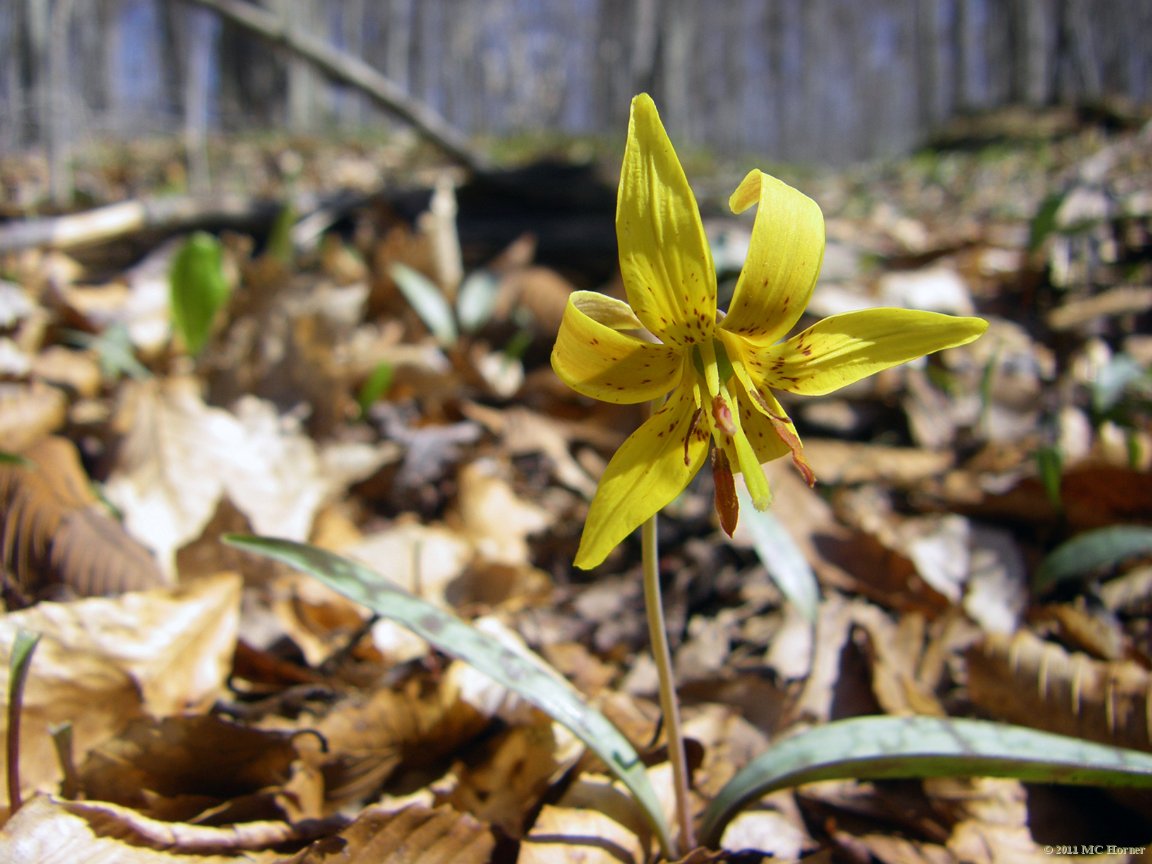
553,94 -> 988,569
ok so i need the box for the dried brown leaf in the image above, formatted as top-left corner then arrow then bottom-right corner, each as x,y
1,436 -> 166,604
78,715 -> 307,824
289,803 -> 494,864
437,714 -> 567,837
520,802 -> 647,864
967,629 -> 1152,752
0,381 -> 66,454
300,672 -> 491,810
803,439 -> 955,487
0,574 -> 240,807
455,458 -> 552,566
925,777 -> 1047,864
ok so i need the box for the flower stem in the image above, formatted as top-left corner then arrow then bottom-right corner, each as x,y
641,511 -> 695,854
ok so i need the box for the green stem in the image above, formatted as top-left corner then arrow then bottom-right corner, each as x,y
641,512 -> 695,855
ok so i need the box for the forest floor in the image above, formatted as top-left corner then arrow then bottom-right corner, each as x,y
0,109 -> 1150,863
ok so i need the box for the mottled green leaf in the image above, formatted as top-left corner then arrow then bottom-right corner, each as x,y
701,715 -> 1152,848
1035,525 -> 1152,593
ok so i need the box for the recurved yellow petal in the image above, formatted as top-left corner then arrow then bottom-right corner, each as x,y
575,388 -> 709,569
722,170 -> 825,345
760,309 -> 989,396
552,291 -> 686,404
616,93 -> 716,347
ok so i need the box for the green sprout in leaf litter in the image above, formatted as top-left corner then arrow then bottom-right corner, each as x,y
169,231 -> 231,357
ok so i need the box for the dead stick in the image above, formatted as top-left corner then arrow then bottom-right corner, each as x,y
177,0 -> 490,172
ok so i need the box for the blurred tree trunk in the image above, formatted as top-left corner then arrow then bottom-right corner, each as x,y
283,0 -> 321,132
218,0 -> 284,130
47,0 -> 75,206
340,0 -> 366,126
1057,0 -> 1102,100
183,5 -> 214,194
16,0 -> 51,148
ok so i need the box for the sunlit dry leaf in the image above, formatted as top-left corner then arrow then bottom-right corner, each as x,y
468,342 -> 524,397
0,795 -> 286,863
461,402 -> 604,498
0,381 -> 67,453
455,458 -> 551,566
106,379 -> 395,575
520,802 -> 647,864
0,279 -> 36,329
718,809 -> 811,861
340,517 -> 471,606
30,346 -> 103,399
288,803 -> 494,864
926,777 -> 1047,864
802,439 -> 954,487
962,525 -> 1028,634
681,704 -> 772,799
851,602 -> 946,717
0,574 -> 240,807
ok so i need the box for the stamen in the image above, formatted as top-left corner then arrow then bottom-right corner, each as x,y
711,448 -> 739,536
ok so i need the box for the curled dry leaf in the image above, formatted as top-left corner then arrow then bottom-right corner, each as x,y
0,436 -> 166,604
0,795 -> 286,863
77,714 -> 311,825
0,573 -> 241,808
967,629 -> 1152,753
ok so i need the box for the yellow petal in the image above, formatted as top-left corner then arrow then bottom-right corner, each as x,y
722,171 -> 825,344
575,387 -> 709,568
616,94 -> 716,347
552,291 -> 687,404
760,309 -> 989,396
734,388 -> 791,465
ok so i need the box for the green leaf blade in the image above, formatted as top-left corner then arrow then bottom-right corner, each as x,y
224,534 -> 674,856
701,715 -> 1152,847
736,486 -> 819,622
390,262 -> 459,347
1035,525 -> 1152,593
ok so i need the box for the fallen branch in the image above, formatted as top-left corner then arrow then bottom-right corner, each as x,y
0,195 -> 286,253
178,0 -> 490,173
